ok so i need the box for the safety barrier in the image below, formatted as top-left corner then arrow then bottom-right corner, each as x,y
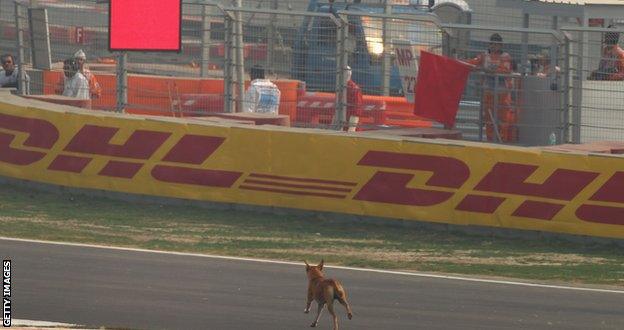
1,93 -> 623,240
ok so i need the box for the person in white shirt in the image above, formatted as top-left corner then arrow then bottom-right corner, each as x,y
0,54 -> 29,93
62,58 -> 90,100
243,65 -> 281,114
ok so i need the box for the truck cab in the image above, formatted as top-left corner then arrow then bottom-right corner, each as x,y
292,0 -> 448,96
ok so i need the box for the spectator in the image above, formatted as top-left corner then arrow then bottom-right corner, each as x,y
62,58 -> 89,100
534,49 -> 561,78
465,33 -> 517,142
56,49 -> 101,98
243,65 -> 281,114
589,28 -> 624,81
0,54 -> 30,93
74,49 -> 102,98
346,65 -> 363,120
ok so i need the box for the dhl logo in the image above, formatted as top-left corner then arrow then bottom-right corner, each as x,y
0,113 -> 242,188
353,151 -> 623,226
1,113 -> 623,226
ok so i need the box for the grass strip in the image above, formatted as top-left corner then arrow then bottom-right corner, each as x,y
0,183 -> 622,286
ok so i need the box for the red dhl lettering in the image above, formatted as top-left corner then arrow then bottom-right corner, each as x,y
473,163 -> 599,201
47,123 -> 242,187
152,135 -> 242,187
465,162 -> 598,220
355,151 -> 624,224
99,161 -> 143,178
48,155 -> 92,173
64,125 -> 171,159
576,172 -> 624,225
0,114 -> 59,165
354,151 -> 470,206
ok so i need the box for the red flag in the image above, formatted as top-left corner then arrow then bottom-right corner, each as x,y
414,51 -> 472,128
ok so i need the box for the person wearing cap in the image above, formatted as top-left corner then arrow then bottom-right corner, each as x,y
465,33 -> 517,142
345,65 -> 363,122
0,53 -> 29,93
589,29 -> 624,81
73,49 -> 102,98
57,50 -> 101,99
243,65 -> 281,114
62,58 -> 90,100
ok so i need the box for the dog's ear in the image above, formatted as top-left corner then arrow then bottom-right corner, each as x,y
304,260 -> 310,270
318,259 -> 324,270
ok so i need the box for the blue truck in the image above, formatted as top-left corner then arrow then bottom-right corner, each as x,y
292,0 -> 469,96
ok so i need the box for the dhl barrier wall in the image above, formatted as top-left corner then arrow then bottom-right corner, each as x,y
2,94 -> 624,240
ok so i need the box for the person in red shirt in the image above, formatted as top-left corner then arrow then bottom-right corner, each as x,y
466,33 -> 517,142
346,65 -> 363,121
589,30 -> 624,81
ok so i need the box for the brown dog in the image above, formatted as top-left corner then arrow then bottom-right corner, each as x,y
304,260 -> 353,329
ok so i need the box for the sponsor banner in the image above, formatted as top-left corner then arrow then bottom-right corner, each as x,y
394,40 -> 419,103
1,100 -> 624,239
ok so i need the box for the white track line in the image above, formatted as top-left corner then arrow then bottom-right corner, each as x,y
11,319 -> 78,327
2,237 -> 623,294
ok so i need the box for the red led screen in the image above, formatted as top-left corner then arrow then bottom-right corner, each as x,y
109,0 -> 181,51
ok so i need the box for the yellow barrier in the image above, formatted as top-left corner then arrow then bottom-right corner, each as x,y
1,95 -> 624,239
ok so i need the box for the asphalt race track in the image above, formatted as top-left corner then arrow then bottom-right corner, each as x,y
2,238 -> 623,330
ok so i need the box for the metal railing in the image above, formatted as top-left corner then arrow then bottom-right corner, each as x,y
560,26 -> 624,144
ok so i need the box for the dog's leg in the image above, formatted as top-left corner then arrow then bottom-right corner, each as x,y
311,302 -> 325,327
337,297 -> 353,320
327,300 -> 338,330
305,287 -> 313,313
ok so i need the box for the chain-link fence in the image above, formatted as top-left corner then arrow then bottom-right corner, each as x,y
562,26 -> 624,144
4,0 -> 624,145
444,24 -> 567,144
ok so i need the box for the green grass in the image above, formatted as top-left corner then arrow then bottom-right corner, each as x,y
1,183 -> 623,286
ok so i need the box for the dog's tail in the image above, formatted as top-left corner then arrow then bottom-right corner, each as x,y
331,280 -> 347,301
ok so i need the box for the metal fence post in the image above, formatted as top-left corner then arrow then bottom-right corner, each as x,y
492,74 -> 502,143
266,0 -> 278,72
200,3 -> 212,78
233,1 -> 245,113
521,13 -> 529,75
381,1 -> 391,96
333,15 -> 348,130
478,80 -> 484,141
571,31 -> 582,144
14,1 -> 27,95
224,14 -> 234,113
563,37 -> 571,143
116,52 -> 127,113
